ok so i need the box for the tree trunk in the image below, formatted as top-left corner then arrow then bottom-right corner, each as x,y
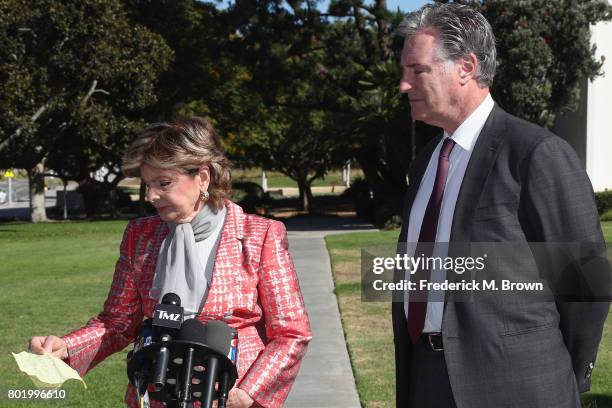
297,176 -> 315,213
29,159 -> 48,223
374,0 -> 391,60
109,187 -> 118,219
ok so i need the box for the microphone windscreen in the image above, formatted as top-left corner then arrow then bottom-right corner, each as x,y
133,319 -> 154,353
139,318 -> 153,331
138,319 -> 153,340
161,292 -> 181,306
178,318 -> 207,343
203,320 -> 234,355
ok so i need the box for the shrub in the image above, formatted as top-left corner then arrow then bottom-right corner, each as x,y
382,215 -> 403,230
343,178 -> 375,220
232,181 -> 269,214
595,190 -> 612,216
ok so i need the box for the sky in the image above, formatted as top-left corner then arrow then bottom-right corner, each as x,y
319,0 -> 430,12
389,0 -> 430,12
217,0 -> 432,13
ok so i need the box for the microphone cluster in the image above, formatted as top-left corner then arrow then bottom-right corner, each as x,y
127,293 -> 238,408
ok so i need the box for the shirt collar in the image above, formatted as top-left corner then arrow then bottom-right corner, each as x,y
443,93 -> 494,152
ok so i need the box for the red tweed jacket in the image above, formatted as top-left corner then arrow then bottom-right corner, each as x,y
62,201 -> 312,408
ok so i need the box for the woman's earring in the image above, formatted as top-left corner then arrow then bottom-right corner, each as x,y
200,190 -> 209,203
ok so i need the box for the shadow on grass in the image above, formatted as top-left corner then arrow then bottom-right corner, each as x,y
0,228 -> 19,232
283,215 -> 376,232
582,393 -> 612,408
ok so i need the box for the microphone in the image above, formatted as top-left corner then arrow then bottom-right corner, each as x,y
177,319 -> 207,408
152,293 -> 183,392
203,320 -> 236,356
128,319 -> 154,402
201,321 -> 237,408
134,319 -> 154,353
153,293 -> 183,332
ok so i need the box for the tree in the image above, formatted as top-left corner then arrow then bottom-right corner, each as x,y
230,104 -> 350,212
0,0 -> 171,221
126,0 -> 416,214
317,1 -> 422,218
226,1 -> 357,212
171,0 -> 354,213
125,0 -> 233,120
125,0 -> 254,212
479,0 -> 612,127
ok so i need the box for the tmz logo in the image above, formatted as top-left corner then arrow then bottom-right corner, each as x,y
156,310 -> 181,321
152,304 -> 183,329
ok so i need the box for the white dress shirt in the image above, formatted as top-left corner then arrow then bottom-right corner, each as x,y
404,94 -> 495,333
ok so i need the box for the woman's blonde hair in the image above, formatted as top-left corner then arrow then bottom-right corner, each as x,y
122,116 -> 231,210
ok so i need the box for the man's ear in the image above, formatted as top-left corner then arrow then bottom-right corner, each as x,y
458,53 -> 478,85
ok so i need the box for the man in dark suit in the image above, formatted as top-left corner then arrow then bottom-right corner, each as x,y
392,3 -> 610,407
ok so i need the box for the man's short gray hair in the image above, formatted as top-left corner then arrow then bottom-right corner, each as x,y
397,3 -> 497,87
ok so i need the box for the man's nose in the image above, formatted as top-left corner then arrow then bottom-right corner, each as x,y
399,75 -> 413,93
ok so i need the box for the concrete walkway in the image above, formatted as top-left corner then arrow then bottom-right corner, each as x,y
282,216 -> 376,408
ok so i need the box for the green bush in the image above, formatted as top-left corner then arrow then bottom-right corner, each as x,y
231,181 -> 269,214
382,215 -> 403,230
595,190 -> 612,216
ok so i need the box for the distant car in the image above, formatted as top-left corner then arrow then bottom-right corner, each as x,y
0,189 -> 6,204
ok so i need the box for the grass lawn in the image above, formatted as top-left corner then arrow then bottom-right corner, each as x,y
0,221 -> 130,407
232,168 -> 364,189
326,221 -> 612,408
1,220 -> 610,407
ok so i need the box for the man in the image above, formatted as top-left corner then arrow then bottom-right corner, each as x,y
392,3 -> 610,408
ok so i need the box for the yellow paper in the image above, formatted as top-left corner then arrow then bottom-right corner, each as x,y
12,351 -> 87,389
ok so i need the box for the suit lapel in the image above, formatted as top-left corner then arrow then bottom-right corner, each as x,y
443,105 -> 506,315
450,105 -> 506,242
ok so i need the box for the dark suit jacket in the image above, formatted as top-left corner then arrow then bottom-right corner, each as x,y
392,105 -> 610,408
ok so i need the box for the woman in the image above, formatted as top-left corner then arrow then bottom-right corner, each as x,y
28,117 -> 312,408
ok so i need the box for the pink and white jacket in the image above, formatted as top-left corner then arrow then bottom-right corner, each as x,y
62,201 -> 312,407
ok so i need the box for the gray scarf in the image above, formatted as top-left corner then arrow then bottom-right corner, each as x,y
150,203 -> 227,315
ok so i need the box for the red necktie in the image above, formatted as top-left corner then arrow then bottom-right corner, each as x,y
407,137 -> 456,344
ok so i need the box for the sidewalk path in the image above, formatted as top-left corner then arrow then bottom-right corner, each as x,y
282,216 -> 376,408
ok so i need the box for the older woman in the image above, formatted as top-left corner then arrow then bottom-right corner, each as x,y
28,117 -> 312,408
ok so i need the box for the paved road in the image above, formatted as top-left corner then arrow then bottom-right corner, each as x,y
0,178 -> 29,203
0,179 -> 75,221
283,216 -> 376,408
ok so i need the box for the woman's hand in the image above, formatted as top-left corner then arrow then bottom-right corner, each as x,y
28,336 -> 68,359
226,387 -> 254,408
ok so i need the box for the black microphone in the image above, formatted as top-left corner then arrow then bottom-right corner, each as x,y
128,319 -> 154,401
177,318 -> 207,408
134,318 -> 154,353
153,293 -> 183,332
203,320 -> 235,355
152,293 -> 183,392
201,321 -> 237,408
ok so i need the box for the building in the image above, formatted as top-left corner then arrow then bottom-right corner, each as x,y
554,4 -> 612,192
